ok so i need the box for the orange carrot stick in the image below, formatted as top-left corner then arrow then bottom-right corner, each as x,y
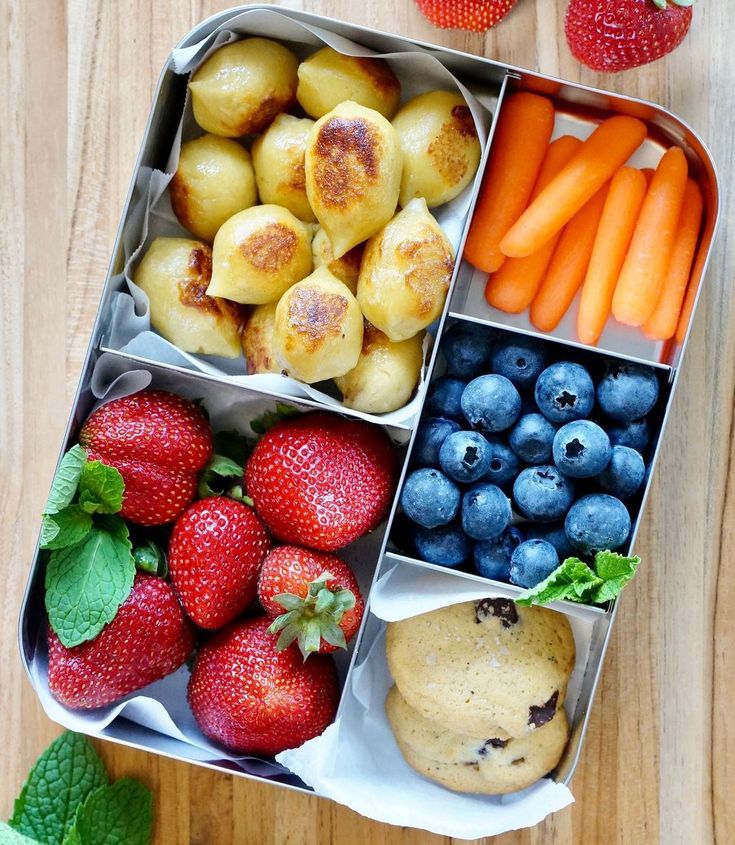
577,167 -> 648,345
500,115 -> 647,258
641,167 -> 655,185
464,92 -> 555,273
529,184 -> 610,333
485,136 -> 583,313
675,241 -> 707,344
643,180 -> 703,340
612,146 -> 689,326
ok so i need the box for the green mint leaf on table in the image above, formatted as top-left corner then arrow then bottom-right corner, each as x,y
63,780 -> 152,845
0,822 -> 40,844
250,402 -> 301,435
45,527 -> 135,647
40,507 -> 93,551
9,732 -> 107,845
76,462 -> 124,515
44,446 -> 87,516
516,558 -> 602,606
197,453 -> 244,498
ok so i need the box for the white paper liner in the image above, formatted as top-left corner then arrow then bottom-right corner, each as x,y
277,561 -> 581,837
103,7 -> 497,427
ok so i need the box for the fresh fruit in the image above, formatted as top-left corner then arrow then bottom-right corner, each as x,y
596,362 -> 660,421
461,483 -> 511,541
168,497 -> 271,629
534,362 -> 595,425
525,524 -> 575,560
481,437 -> 521,486
565,0 -> 693,74
425,375 -> 466,421
564,494 -> 631,554
509,413 -> 557,464
509,539 -> 560,589
552,420 -> 612,479
78,390 -> 213,526
188,616 -> 339,755
491,336 -> 548,389
413,417 -> 461,467
400,468 -> 460,529
461,374 -> 521,433
414,0 -> 518,33
441,321 -> 496,379
439,430 -> 493,483
48,573 -> 195,709
513,466 -> 575,522
245,412 -> 397,551
414,523 -> 472,567
599,446 -> 646,499
606,418 -> 650,452
257,545 -> 364,656
473,525 -> 524,580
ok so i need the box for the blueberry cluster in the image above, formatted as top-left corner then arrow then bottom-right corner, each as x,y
398,321 -> 660,590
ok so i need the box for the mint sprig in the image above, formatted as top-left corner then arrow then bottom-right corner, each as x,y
63,779 -> 152,845
516,551 -> 641,607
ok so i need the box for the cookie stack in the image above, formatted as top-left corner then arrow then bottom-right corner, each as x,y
385,598 -> 576,794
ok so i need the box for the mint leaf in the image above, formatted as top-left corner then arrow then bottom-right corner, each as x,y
250,402 -> 301,435
44,447 -> 87,516
516,558 -> 603,607
77,462 -> 124,515
63,780 -> 152,845
0,822 -> 39,844
41,507 -> 93,551
45,528 -> 135,647
588,551 -> 641,603
9,732 -> 107,845
197,454 -> 243,498
93,515 -> 129,545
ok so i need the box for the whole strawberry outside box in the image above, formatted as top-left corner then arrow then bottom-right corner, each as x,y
18,5 -> 719,839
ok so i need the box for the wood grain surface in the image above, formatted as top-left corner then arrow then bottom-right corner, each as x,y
1,1 -> 732,843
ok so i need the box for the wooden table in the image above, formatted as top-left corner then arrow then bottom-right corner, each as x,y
1,1 -> 732,842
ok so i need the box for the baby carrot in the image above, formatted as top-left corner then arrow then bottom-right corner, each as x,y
642,180 -> 704,340
641,167 -> 655,185
464,92 -> 555,273
675,242 -> 707,344
485,135 -> 583,313
500,115 -> 647,258
530,184 -> 610,333
612,146 -> 689,326
577,167 -> 648,345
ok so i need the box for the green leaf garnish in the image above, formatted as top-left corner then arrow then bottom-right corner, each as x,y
62,779 -> 152,845
197,454 -> 243,499
41,507 -> 93,551
76,462 -> 124,515
44,446 -> 88,516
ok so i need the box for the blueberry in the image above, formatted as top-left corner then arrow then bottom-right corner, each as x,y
491,336 -> 548,389
461,374 -> 521,433
606,418 -> 650,453
425,376 -> 466,422
461,483 -> 511,541
441,321 -> 495,379
525,523 -> 575,560
553,420 -> 611,479
482,437 -> 522,487
439,431 -> 493,483
413,417 -> 461,467
513,465 -> 575,522
474,526 -> 524,581
596,362 -> 659,422
564,494 -> 631,554
509,540 -> 560,589
535,362 -> 595,425
509,413 -> 556,464
599,446 -> 646,499
414,523 -> 472,567
400,468 -> 460,528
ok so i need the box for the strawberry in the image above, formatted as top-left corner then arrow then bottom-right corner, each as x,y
245,412 -> 397,551
414,0 -> 518,32
79,390 -> 213,526
258,546 -> 365,657
48,573 -> 195,709
565,0 -> 693,73
188,616 -> 339,755
168,497 -> 271,630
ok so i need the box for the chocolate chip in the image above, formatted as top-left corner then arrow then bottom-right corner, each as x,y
475,597 -> 519,627
511,757 -> 526,766
463,761 -> 480,769
478,737 -> 509,756
528,690 -> 559,728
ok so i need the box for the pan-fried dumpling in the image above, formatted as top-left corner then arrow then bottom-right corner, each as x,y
297,47 -> 401,119
242,302 -> 279,374
335,323 -> 424,413
189,38 -> 298,137
392,91 -> 481,208
170,134 -> 257,242
134,237 -> 245,358
357,198 -> 454,342
207,205 -> 313,305
305,101 -> 402,258
274,266 -> 364,383
311,226 -> 363,294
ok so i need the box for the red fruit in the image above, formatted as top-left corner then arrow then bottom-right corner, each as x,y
188,616 -> 339,756
48,573 -> 195,709
565,0 -> 693,73
245,412 -> 397,551
79,390 -> 213,526
168,497 -> 271,630
414,0 -> 518,32
258,546 -> 365,657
